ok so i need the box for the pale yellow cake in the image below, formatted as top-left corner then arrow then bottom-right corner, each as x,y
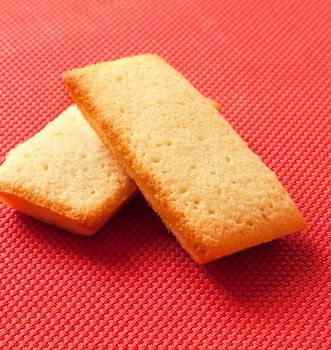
0,105 -> 137,235
64,54 -> 306,262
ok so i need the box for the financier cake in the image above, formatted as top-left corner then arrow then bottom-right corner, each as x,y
64,54 -> 307,263
0,105 -> 137,235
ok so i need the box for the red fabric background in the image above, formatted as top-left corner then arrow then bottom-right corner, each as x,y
0,0 -> 330,349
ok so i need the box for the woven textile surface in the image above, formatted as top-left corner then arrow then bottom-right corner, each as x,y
0,0 -> 330,349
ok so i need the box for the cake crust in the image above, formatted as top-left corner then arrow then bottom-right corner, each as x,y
64,54 -> 306,260
0,105 -> 137,235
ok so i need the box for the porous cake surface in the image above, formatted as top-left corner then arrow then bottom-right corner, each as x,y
0,105 -> 137,234
64,54 -> 306,262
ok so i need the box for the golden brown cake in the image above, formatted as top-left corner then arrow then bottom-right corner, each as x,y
64,54 -> 306,262
0,105 -> 137,235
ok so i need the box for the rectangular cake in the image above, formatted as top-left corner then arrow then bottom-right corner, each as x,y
0,105 -> 137,235
64,54 -> 307,262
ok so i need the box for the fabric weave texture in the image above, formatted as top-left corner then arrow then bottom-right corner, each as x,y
0,0 -> 330,349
